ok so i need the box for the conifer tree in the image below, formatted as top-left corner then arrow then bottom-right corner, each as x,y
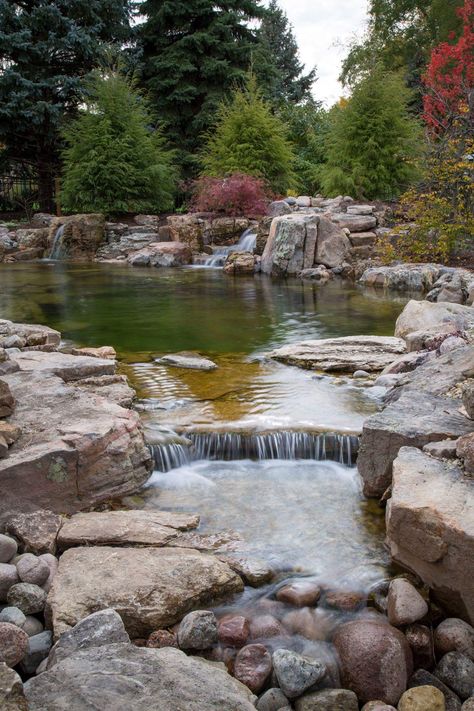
320,67 -> 422,200
0,0 -> 131,211
139,0 -> 264,175
254,0 -> 316,105
201,75 -> 295,194
61,71 -> 177,214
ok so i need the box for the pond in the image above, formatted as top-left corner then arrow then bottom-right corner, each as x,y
0,262 -> 409,596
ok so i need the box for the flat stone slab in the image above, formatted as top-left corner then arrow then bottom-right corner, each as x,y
269,335 -> 406,373
0,319 -> 61,348
9,350 -> 115,381
57,510 -> 200,550
25,644 -> 256,710
387,447 -> 474,624
358,389 -> 473,497
157,352 -> 218,371
47,546 -> 244,638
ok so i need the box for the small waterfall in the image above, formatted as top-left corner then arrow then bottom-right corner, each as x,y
200,228 -> 257,268
150,431 -> 359,472
48,224 -> 66,260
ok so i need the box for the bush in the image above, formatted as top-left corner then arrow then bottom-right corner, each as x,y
190,173 -> 272,217
61,71 -> 177,214
201,74 -> 295,195
320,67 -> 422,201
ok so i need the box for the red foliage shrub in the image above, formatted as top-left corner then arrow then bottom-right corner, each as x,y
190,173 -> 273,218
423,0 -> 474,135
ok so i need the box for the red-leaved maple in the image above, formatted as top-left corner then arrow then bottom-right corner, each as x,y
190,173 -> 272,218
423,0 -> 474,134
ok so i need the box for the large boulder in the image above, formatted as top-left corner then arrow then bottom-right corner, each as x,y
46,546 -> 244,638
203,217 -> 252,246
48,214 -> 105,260
395,300 -> 474,341
128,241 -> 192,267
333,619 -> 413,705
16,228 -> 49,252
269,335 -> 406,373
359,265 -> 440,292
331,213 -> 377,233
261,214 -> 350,276
25,644 -> 257,710
387,447 -> 474,624
0,319 -> 61,349
223,251 -> 257,275
167,214 -> 205,251
0,352 -> 151,525
358,389 -> 472,497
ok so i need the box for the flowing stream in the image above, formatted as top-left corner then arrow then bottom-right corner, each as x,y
195,227 -> 257,267
0,263 -> 414,600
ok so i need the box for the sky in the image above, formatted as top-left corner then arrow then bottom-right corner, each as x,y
275,0 -> 369,105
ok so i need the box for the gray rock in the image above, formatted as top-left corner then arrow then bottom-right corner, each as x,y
439,336 -> 469,354
435,619 -> 474,661
24,644 -> 257,710
331,213 -> 377,233
256,687 -> 289,711
157,352 -> 218,371
0,565 -> 19,603
395,300 -> 474,341
354,370 -> 370,378
387,579 -> 428,626
409,668 -> 462,711
423,439 -> 458,459
294,688 -> 359,710
22,617 -> 44,637
47,609 -> 129,668
0,536 -> 17,565
0,607 -> 26,628
268,201 -> 293,217
20,631 -> 53,675
0,662 -> 28,710
7,583 -> 47,615
435,652 -> 474,700
16,554 -> 50,586
359,265 -> 440,292
177,610 -> 218,650
462,699 -> 474,710
464,384 -> 474,420
272,648 -> 325,699
39,553 -> 58,593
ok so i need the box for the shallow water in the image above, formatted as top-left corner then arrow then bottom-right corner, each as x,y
0,262 -> 408,595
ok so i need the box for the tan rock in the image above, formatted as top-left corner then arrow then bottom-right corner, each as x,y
167,214 -> 204,251
6,510 -> 64,555
128,241 -> 192,267
223,251 -> 256,275
387,579 -> 428,626
47,546 -> 244,638
395,301 -> 474,341
0,662 -> 28,710
48,214 -> 105,260
57,510 -> 199,549
398,685 -> 445,710
0,380 -> 14,417
70,346 -> 116,360
457,434 -> 474,475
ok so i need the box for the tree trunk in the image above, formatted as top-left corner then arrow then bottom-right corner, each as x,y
37,162 -> 55,213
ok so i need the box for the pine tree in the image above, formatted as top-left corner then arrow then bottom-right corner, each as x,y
61,71 -> 177,214
254,0 -> 316,105
320,67 -> 422,201
201,74 -> 295,194
0,0 -> 131,211
138,0 -> 264,176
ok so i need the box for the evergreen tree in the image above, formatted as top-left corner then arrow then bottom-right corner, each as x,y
320,67 -> 422,201
254,0 -> 316,105
61,71 -> 177,214
201,74 -> 295,194
0,0 -> 131,211
139,0 -> 264,176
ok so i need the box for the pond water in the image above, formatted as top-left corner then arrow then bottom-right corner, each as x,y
0,262 -> 409,596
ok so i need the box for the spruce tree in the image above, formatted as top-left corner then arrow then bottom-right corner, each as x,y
320,67 -> 422,201
201,75 -> 295,194
139,0 -> 264,175
61,72 -> 177,214
254,0 -> 316,105
0,0 -> 131,211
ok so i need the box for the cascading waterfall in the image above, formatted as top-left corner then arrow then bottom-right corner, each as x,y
150,430 -> 359,472
200,227 -> 257,268
48,224 -> 66,260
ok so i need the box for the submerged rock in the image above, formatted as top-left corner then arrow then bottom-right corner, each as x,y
272,648 -> 325,699
47,546 -> 244,638
157,352 -> 218,371
25,644 -> 257,710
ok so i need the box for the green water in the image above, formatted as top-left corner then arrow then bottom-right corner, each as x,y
0,263 -> 407,360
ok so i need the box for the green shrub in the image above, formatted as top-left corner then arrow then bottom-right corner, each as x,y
61,71 -> 177,214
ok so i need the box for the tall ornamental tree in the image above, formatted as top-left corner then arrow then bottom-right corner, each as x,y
201,74 -> 295,194
138,0 -> 264,175
254,0 -> 316,105
61,71 -> 177,215
320,67 -> 422,201
0,0 -> 131,211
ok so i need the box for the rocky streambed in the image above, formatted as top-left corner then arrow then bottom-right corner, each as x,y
0,272 -> 474,709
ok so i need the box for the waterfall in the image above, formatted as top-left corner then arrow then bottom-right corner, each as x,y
200,227 -> 258,268
150,430 -> 359,472
48,225 -> 66,260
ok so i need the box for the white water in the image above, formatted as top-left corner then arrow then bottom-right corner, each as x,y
48,224 -> 65,260
199,227 -> 257,268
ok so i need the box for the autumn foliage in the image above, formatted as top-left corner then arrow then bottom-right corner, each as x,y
190,173 -> 272,218
423,0 -> 474,134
